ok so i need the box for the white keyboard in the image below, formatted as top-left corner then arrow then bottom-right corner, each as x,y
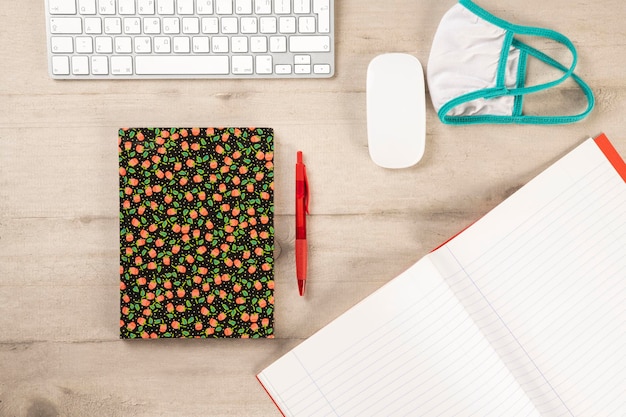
45,0 -> 334,79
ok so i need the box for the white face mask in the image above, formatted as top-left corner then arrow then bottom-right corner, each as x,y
427,0 -> 594,125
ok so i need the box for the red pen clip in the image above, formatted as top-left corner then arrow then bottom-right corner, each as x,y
303,159 -> 309,214
296,151 -> 309,212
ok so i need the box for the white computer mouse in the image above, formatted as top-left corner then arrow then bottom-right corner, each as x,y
366,53 -> 426,169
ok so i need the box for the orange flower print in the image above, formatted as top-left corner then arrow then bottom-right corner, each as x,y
119,128 -> 274,339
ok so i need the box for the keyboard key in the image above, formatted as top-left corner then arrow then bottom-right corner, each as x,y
294,54 -> 310,65
135,56 -> 229,74
289,35 -> 330,52
215,0 -> 233,14
235,0 -> 252,14
143,18 -> 161,34
211,36 -> 228,52
254,0 -> 271,14
138,0 -> 156,14
173,36 -> 190,53
241,17 -> 257,33
221,17 -> 238,33
154,36 -> 171,53
111,56 -> 133,74
177,0 -> 194,14
98,0 -> 116,14
118,0 -> 135,14
259,17 -> 276,33
48,0 -> 76,14
274,0 -> 290,14
275,64 -> 291,74
192,36 -> 210,53
51,36 -> 74,53
197,0 -> 214,14
157,0 -> 174,14
231,36 -> 248,53
84,17 -> 102,33
135,37 -> 152,53
91,56 -> 109,74
313,0 -> 330,33
124,18 -> 141,34
295,64 -> 310,74
72,56 -> 89,74
115,37 -> 132,53
313,63 -> 331,74
49,0 -> 77,15
104,17 -> 122,34
278,17 -> 296,34
255,55 -> 272,74
232,55 -> 253,74
298,17 -> 315,33
75,36 -> 93,53
95,36 -> 113,53
293,0 -> 310,14
202,17 -> 218,33
182,17 -> 200,33
269,36 -> 286,52
250,36 -> 267,52
163,17 -> 180,33
78,0 -> 96,14
50,18 -> 82,34
52,56 -> 70,74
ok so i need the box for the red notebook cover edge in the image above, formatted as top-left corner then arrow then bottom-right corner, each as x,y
594,133 -> 626,182
256,374 -> 287,417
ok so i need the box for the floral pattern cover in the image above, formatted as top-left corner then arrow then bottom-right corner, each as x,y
119,127 -> 274,339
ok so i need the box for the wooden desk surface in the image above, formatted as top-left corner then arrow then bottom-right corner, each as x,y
1,0 -> 624,415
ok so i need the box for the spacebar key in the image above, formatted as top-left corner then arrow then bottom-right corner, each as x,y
135,56 -> 229,75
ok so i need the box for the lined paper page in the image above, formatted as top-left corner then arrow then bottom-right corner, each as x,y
258,258 -> 540,417
430,138 -> 625,416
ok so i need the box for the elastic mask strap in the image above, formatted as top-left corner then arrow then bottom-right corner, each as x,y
439,44 -> 595,125
440,0 -> 595,125
512,50 -> 528,117
511,39 -> 595,123
461,0 -> 579,93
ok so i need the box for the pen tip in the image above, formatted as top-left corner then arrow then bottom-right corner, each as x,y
297,151 -> 303,164
298,279 -> 305,296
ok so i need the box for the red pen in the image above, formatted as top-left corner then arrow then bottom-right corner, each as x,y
295,151 -> 309,296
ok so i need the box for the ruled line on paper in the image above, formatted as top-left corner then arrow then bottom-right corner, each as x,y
278,282 -> 454,402
265,261 -> 540,417
461,172 -> 621,295
262,262 -> 539,416
334,323 -> 499,415
447,160 -> 611,278
284,291 -> 477,414
470,212 -> 622,318
444,246 -> 576,417
291,352 -> 340,417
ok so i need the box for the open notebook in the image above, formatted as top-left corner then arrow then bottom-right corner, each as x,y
257,134 -> 625,416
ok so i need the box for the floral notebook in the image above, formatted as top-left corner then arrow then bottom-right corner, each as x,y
118,127 -> 275,339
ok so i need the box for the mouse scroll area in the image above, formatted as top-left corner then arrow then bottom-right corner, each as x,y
366,53 -> 426,169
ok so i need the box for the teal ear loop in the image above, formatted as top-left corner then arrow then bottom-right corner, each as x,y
438,0 -> 595,125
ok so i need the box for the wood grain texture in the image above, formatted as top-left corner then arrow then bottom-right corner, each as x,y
1,0 -> 625,416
